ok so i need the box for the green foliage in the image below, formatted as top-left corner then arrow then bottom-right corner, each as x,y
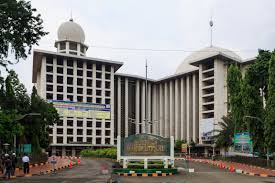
214,115 -> 235,150
264,52 -> 275,152
0,0 -> 48,68
80,148 -> 117,159
175,139 -> 186,152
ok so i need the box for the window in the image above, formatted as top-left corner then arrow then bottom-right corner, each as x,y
57,120 -> 63,126
46,93 -> 53,100
67,59 -> 73,67
47,85 -> 53,92
87,71 -> 92,77
96,80 -> 101,88
105,122 -> 111,128
87,89 -> 93,95
87,129 -> 92,135
105,81 -> 110,89
57,76 -> 63,84
81,45 -> 85,53
96,90 -> 101,96
69,42 -> 77,50
67,87 -> 73,93
46,74 -> 53,83
57,67 -> 63,74
77,120 -> 83,127
96,98 -> 101,104
77,78 -> 83,86
105,130 -> 111,136
77,96 -> 83,102
105,138 -> 110,144
57,137 -> 63,143
57,85 -> 63,92
105,65 -> 111,72
67,120 -> 73,127
67,95 -> 73,101
87,137 -> 92,143
96,72 -> 101,79
67,137 -> 73,143
77,88 -> 83,94
87,79 -> 92,87
67,77 -> 73,85
87,97 -> 92,102
57,57 -> 63,65
57,128 -> 63,134
77,70 -> 83,76
96,64 -> 101,71
57,94 -> 63,100
49,136 -> 53,144
77,137 -> 83,142
96,122 -> 101,128
87,63 -> 93,69
96,138 -> 101,144
67,129 -> 73,135
67,68 -> 73,75
105,90 -> 111,97
46,66 -> 53,73
105,73 -> 111,80
87,120 -> 93,127
46,57 -> 53,64
77,129 -> 83,135
48,128 -> 53,134
105,98 -> 110,104
77,61 -> 83,68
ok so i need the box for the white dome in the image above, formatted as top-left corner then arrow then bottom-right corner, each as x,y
176,46 -> 242,74
57,19 -> 85,43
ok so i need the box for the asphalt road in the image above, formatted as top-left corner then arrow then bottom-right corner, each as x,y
2,159 -> 275,183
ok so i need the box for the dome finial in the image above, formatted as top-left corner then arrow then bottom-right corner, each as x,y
209,16 -> 214,47
69,10 -> 73,22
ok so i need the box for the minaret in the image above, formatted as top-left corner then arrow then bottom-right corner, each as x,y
55,18 -> 88,56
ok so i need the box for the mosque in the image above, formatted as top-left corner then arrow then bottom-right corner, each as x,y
32,18 -> 255,156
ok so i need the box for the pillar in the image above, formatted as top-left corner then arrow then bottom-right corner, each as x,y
135,80 -> 140,134
125,78 -> 129,137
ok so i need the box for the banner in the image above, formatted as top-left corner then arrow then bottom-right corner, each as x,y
233,132 -> 253,154
200,118 -> 214,141
181,143 -> 188,153
49,100 -> 111,119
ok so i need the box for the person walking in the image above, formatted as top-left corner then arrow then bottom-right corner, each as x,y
4,155 -> 12,179
11,153 -> 17,176
22,153 -> 30,174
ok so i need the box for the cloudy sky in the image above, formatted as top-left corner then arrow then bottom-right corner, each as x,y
3,0 -> 275,92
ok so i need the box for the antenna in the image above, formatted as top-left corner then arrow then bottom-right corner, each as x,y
209,17 -> 214,47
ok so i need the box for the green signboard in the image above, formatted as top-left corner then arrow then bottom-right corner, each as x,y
233,132 -> 253,154
121,134 -> 170,156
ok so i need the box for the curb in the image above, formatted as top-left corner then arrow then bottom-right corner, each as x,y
118,173 -> 174,177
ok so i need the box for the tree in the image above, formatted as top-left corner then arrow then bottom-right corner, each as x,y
265,52 -> 275,153
214,115 -> 235,151
175,139 -> 187,152
0,0 -> 48,68
227,64 -> 244,131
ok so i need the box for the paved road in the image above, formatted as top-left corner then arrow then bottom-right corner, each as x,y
3,159 -> 275,183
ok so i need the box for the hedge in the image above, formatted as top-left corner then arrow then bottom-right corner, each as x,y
80,148 -> 116,159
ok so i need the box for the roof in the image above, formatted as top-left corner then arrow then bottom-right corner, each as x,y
57,19 -> 85,43
115,73 -> 156,82
32,49 -> 123,83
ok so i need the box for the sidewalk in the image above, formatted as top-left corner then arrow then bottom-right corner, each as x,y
1,156 -> 78,178
190,158 -> 275,177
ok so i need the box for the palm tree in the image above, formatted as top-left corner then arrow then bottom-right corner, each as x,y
214,115 -> 235,152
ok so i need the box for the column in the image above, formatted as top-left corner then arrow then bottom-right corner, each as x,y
180,78 -> 186,140
117,77 -> 121,137
141,81 -> 145,133
159,84 -> 164,137
53,57 -> 57,100
186,76 -> 190,143
41,57 -> 47,98
192,74 -> 197,142
135,80 -> 140,134
152,84 -> 157,135
198,65 -> 203,143
148,82 -> 152,133
125,78 -> 129,137
164,82 -> 169,137
175,79 -> 179,140
169,80 -> 174,137
110,66 -> 115,145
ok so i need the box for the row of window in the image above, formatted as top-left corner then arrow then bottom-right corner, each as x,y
46,57 -> 112,72
51,128 -> 111,136
56,120 -> 111,128
46,93 -> 111,103
46,66 -> 111,79
50,136 -> 111,144
46,75 -> 111,88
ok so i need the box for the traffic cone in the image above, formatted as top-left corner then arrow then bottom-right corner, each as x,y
78,158 -> 81,165
229,165 -> 235,172
69,161 -> 73,169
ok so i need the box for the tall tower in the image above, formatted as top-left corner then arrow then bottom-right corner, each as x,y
54,18 -> 88,56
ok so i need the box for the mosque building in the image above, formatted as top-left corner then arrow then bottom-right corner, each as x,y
32,19 -> 255,156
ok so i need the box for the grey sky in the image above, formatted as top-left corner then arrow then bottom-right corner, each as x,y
3,0 -> 275,92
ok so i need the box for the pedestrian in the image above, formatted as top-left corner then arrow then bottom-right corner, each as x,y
22,153 -> 30,174
11,153 -> 17,176
4,155 -> 12,179
0,154 -> 4,174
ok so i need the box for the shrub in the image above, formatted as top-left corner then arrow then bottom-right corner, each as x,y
80,148 -> 117,159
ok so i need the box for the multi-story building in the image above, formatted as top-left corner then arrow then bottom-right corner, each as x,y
32,18 -> 255,156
